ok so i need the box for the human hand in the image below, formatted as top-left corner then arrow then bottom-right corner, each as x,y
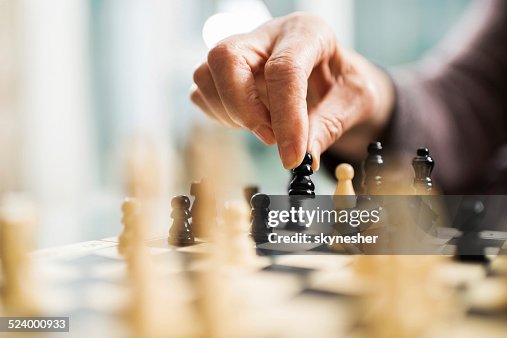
191,13 -> 394,169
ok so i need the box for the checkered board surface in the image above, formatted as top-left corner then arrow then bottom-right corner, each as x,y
30,228 -> 507,338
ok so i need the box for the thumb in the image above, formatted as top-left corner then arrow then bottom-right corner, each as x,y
308,74 -> 376,170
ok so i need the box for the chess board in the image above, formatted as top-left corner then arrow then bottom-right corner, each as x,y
29,228 -> 507,338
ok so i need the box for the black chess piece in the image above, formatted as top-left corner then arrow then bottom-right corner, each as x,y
190,178 -> 217,238
409,148 -> 437,236
169,195 -> 194,246
286,153 -> 315,231
287,172 -> 295,192
454,199 -> 488,263
244,185 -> 260,223
361,142 -> 384,195
250,193 -> 272,244
412,147 -> 435,194
288,152 -> 315,196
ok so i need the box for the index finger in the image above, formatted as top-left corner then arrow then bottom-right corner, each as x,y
264,14 -> 338,169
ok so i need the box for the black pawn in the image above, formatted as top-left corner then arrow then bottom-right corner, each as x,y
361,142 -> 384,195
169,195 -> 194,246
412,147 -> 434,194
288,153 -> 315,196
250,193 -> 272,244
455,200 -> 488,263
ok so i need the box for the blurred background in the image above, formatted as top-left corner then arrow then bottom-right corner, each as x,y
0,0 -> 471,247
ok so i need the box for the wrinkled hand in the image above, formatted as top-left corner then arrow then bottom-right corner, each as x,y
191,13 -> 393,169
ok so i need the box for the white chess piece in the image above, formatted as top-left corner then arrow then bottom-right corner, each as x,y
222,201 -> 257,267
119,197 -> 141,256
334,163 -> 356,209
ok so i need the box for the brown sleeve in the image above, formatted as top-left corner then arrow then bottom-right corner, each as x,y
386,0 -> 507,193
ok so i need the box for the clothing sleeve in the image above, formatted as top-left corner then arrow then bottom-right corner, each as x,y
385,0 -> 507,193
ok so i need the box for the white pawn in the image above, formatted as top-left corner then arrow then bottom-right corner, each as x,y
222,201 -> 257,267
119,197 -> 141,256
334,163 -> 356,209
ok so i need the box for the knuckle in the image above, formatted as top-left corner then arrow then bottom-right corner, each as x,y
285,12 -> 327,30
265,53 -> 305,82
244,83 -> 262,106
320,113 -> 344,141
207,42 -> 241,71
283,12 -> 334,46
286,11 -> 313,22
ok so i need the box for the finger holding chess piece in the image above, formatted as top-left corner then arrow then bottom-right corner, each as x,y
286,153 -> 315,230
288,152 -> 315,196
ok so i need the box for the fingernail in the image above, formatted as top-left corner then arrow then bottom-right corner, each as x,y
279,143 -> 298,169
253,126 -> 276,144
